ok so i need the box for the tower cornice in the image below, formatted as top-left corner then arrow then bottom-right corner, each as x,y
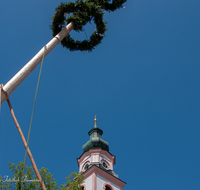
77,148 -> 115,167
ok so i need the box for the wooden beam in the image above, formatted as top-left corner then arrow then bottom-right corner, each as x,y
0,22 -> 73,104
3,88 -> 47,190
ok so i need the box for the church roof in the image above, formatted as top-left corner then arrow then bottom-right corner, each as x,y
82,116 -> 109,152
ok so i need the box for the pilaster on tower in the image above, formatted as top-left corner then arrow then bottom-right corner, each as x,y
77,116 -> 126,190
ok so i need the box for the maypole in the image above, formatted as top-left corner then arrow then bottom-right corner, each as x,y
0,22 -> 73,105
0,22 -> 73,190
0,0 -> 127,189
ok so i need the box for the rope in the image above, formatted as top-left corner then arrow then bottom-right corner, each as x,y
83,27 -> 88,40
23,46 -> 46,177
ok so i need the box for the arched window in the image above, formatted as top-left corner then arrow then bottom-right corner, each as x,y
103,183 -> 113,190
81,184 -> 86,190
105,185 -> 111,190
82,161 -> 90,172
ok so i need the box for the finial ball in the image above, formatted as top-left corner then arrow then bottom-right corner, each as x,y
94,115 -> 97,122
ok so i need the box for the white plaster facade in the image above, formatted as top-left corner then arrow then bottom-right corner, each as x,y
83,175 -> 92,190
78,149 -> 114,173
78,149 -> 126,190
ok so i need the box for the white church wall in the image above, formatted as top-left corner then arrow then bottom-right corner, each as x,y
83,175 -> 92,190
92,154 -> 99,162
100,154 -> 110,160
96,175 -> 121,190
82,155 -> 90,162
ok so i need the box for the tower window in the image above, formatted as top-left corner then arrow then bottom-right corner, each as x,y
105,185 -> 111,190
101,160 -> 109,170
81,184 -> 86,190
83,161 -> 90,172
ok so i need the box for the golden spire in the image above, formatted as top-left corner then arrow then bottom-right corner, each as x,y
94,115 -> 97,128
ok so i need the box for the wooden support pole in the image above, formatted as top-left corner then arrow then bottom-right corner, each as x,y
3,90 -> 46,190
0,22 -> 74,105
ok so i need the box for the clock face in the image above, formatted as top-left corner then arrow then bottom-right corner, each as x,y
83,162 -> 90,171
101,160 -> 109,170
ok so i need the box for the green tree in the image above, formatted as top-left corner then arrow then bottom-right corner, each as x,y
0,161 -> 84,190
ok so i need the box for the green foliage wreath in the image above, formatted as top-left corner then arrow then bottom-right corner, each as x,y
89,0 -> 127,12
50,1 -> 107,52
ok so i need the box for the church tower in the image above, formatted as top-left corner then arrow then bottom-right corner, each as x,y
77,116 -> 126,190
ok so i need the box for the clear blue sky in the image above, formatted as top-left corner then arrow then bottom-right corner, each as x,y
0,0 -> 200,189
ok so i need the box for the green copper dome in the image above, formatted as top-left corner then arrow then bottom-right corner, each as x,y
82,117 -> 109,152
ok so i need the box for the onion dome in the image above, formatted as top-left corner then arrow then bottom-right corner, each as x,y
82,116 -> 109,152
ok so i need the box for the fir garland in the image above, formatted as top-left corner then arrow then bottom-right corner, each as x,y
88,0 -> 127,12
50,1 -> 107,52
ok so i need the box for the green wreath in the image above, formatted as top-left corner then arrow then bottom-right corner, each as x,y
88,0 -> 127,12
50,1 -> 107,52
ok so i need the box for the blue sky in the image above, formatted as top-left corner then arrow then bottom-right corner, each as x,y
0,0 -> 200,189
